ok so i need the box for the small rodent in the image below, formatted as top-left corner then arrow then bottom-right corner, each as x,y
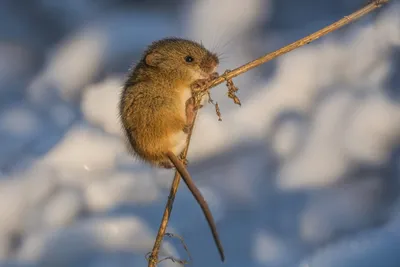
119,37 -> 225,261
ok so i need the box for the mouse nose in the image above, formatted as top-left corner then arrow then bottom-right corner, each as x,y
201,54 -> 219,73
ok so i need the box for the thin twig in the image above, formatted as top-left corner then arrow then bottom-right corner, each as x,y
205,0 -> 390,90
147,233 -> 192,266
147,1 -> 389,266
147,109 -> 200,267
160,233 -> 193,265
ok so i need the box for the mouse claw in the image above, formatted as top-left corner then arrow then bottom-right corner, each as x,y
191,79 -> 208,92
180,158 -> 189,166
209,72 -> 219,80
183,124 -> 191,134
223,69 -> 232,76
159,161 -> 175,169
194,104 -> 203,111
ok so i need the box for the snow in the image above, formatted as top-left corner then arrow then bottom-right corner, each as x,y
0,0 -> 399,267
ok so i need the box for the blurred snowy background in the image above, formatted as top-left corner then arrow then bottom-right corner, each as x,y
0,0 -> 399,266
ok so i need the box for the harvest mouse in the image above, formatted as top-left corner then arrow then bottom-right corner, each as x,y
119,37 -> 225,261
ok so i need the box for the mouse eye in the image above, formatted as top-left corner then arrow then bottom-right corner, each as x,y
185,56 -> 194,63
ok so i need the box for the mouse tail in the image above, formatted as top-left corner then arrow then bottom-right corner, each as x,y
166,151 -> 225,262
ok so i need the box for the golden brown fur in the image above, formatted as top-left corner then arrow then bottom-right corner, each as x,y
120,38 -> 218,167
118,37 -> 225,261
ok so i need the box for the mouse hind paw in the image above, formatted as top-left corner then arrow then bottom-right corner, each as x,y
180,158 -> 189,166
158,161 -> 174,169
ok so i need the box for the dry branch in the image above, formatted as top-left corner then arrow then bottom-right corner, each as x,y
147,1 -> 390,266
206,0 -> 390,90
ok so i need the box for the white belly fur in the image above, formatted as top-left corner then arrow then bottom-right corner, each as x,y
170,131 -> 187,155
172,85 -> 209,156
169,87 -> 191,156
180,86 -> 209,116
180,86 -> 192,119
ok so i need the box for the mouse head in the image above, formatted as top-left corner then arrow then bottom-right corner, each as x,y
143,38 -> 219,81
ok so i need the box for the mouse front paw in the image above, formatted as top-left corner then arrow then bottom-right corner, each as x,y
159,161 -> 174,169
193,104 -> 203,111
191,79 -> 208,93
183,124 -> 191,134
180,158 -> 189,166
192,72 -> 219,92
209,72 -> 219,80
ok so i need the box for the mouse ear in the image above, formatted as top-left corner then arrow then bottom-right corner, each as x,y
145,52 -> 164,66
